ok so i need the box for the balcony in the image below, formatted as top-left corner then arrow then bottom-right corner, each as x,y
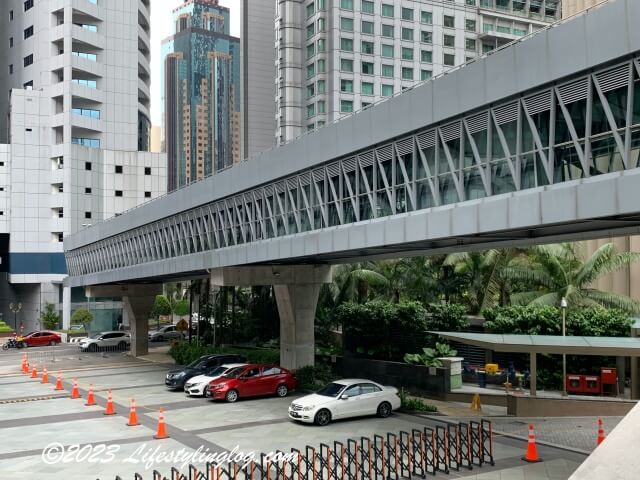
138,51 -> 150,77
71,112 -> 103,132
71,81 -> 104,103
138,0 -> 150,24
72,24 -> 105,50
71,53 -> 104,77
71,0 -> 104,22
138,23 -> 150,53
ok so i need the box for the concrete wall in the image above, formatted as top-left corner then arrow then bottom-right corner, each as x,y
506,394 -> 636,417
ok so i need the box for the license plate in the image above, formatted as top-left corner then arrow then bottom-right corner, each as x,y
289,411 -> 300,418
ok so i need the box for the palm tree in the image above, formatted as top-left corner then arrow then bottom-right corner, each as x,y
507,242 -> 640,313
444,248 -> 522,314
333,262 -> 389,304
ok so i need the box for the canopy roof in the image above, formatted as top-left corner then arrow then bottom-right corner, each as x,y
431,332 -> 640,356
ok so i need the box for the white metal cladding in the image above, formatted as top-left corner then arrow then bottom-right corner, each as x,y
67,57 -> 640,277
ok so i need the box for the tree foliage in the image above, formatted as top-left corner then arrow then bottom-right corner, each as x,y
40,303 -> 60,330
71,308 -> 94,328
151,295 -> 172,318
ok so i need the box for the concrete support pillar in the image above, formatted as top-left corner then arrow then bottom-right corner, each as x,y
616,356 -> 626,395
85,284 -> 161,357
274,282 -> 322,370
210,265 -> 333,370
530,352 -> 537,397
62,286 -> 71,330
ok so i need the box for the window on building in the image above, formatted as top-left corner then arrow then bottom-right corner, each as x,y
421,50 -> 432,63
317,38 -> 326,52
9,10 -> 13,21
401,67 -> 414,80
381,44 -> 394,57
402,7 -> 414,20
9,37 -> 13,48
306,3 -> 315,18
401,47 -> 413,60
513,28 -> 527,36
23,80 -> 33,89
306,43 -> 315,59
444,53 -> 455,66
115,165 -> 123,174
340,100 -> 353,113
466,0 -> 476,5
421,69 -> 432,81
58,209 -> 64,218
381,24 -> 394,38
307,84 -> 315,98
72,51 -> 97,61
361,61 -> 374,74
381,84 -> 394,97
341,17 -> 354,31
340,58 -> 354,71
482,43 -> 493,53
306,23 -> 315,39
317,79 -> 325,93
85,187 -> 92,194
421,31 -> 432,43
381,4 -> 394,17
317,100 -> 325,113
361,20 -> 374,35
145,191 -> 151,198
23,54 -> 33,67
306,63 -> 315,78
340,37 -> 353,51
340,0 -> 353,10
317,0 -> 325,10
444,15 -> 455,28
340,79 -> 354,93
483,23 -> 494,33
497,25 -> 511,34
465,38 -> 477,51
58,233 -> 64,243
317,18 -> 325,31
361,82 -> 374,95
317,59 -> 325,72
144,167 -> 151,175
444,34 -> 455,47
381,64 -> 394,77
85,162 -> 92,171
115,190 -> 123,197
401,28 -> 413,41
361,40 -> 374,54
85,212 -> 92,219
361,0 -> 374,14
8,65 -> 13,75
307,104 -> 315,118
466,19 -> 476,31
24,0 -> 34,11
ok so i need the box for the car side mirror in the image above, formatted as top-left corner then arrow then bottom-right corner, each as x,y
340,394 -> 349,400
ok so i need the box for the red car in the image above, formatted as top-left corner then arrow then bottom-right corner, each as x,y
21,331 -> 61,347
206,364 -> 297,402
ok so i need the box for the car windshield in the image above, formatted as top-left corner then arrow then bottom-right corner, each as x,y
316,382 -> 346,397
187,356 -> 209,369
90,333 -> 103,339
223,367 -> 245,378
208,366 -> 227,376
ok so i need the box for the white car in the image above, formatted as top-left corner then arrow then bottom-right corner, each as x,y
289,379 -> 401,426
183,363 -> 247,396
78,331 -> 130,352
148,324 -> 185,342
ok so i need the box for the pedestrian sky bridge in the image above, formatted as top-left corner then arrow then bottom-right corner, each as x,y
65,0 -> 640,288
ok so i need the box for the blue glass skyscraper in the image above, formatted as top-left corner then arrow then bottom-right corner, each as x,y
162,0 -> 240,191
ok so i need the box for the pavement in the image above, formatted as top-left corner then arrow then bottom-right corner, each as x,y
0,344 -> 591,479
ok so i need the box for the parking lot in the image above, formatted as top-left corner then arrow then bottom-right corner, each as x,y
0,345 -> 587,479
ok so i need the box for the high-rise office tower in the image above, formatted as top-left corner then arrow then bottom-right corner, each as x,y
0,0 -> 167,331
275,0 -> 561,144
563,0 -> 599,16
241,0 -> 277,159
162,0 -> 241,191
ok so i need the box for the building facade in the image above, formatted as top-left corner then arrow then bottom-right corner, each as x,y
275,0 -> 561,144
0,0 -> 166,332
562,0 -> 600,17
241,0 -> 277,159
162,0 -> 241,192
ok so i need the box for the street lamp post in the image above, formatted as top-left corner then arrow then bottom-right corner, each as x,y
9,302 -> 22,332
560,297 -> 568,396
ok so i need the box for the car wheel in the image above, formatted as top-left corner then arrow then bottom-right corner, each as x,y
377,401 -> 392,418
314,409 -> 332,426
1,343 -> 7,351
276,384 -> 289,398
117,341 -> 127,351
156,335 -> 164,342
88,343 -> 98,352
48,341 -> 55,346
225,389 -> 239,403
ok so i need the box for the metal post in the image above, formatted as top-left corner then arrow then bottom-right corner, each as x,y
530,352 -> 537,397
561,297 -> 568,397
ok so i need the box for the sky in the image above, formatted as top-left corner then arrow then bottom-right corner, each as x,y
150,0 -> 241,126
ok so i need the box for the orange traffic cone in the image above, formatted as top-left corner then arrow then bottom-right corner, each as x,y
22,358 -> 29,374
30,365 -> 38,378
54,372 -> 63,391
85,384 -> 96,406
71,379 -> 80,399
522,423 -> 542,463
20,354 -> 26,371
127,399 -> 140,426
597,418 -> 606,445
41,367 -> 49,384
103,390 -> 116,415
153,408 -> 169,439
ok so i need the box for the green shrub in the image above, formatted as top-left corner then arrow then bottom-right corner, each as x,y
294,364 -> 337,391
398,388 -> 438,413
404,343 -> 458,367
0,320 -> 13,333
168,342 -> 279,366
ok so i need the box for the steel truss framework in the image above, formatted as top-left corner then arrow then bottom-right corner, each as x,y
67,57 -> 640,277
